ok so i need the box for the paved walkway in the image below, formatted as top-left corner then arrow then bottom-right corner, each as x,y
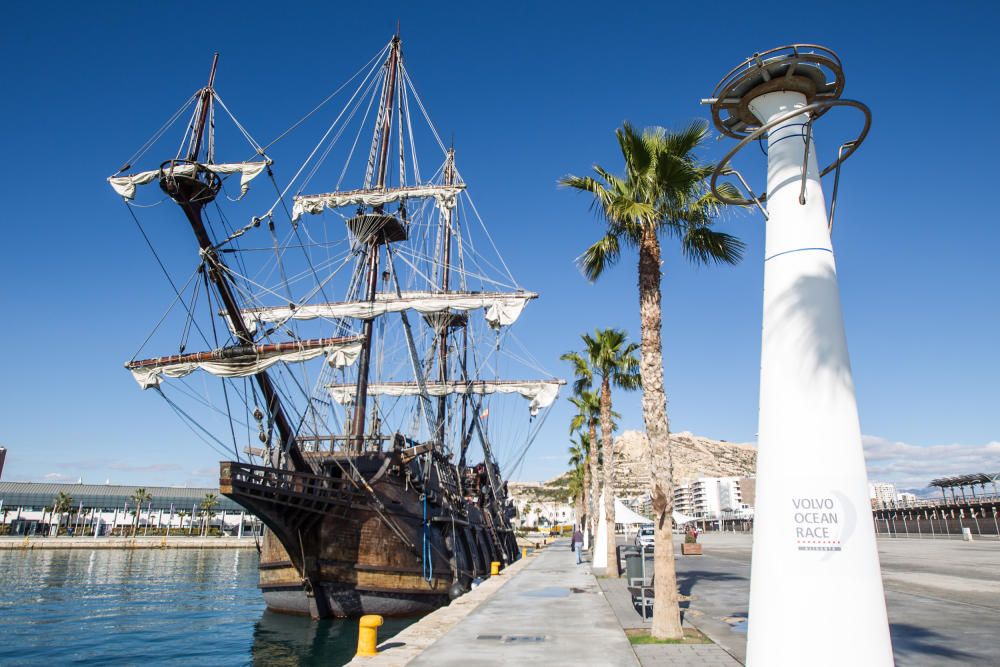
356,538 -> 742,666
409,539 -> 637,666
598,545 -> 743,666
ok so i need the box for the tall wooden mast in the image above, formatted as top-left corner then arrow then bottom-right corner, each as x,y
159,54 -> 308,473
350,35 -> 402,450
436,148 -> 456,446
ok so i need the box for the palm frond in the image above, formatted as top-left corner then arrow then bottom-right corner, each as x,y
681,226 -> 746,265
663,119 -> 711,158
617,122 -> 652,180
560,351 -> 593,395
577,232 -> 622,282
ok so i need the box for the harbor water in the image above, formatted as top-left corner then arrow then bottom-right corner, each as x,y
0,547 -> 417,666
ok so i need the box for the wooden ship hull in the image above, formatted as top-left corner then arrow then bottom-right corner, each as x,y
221,442 -> 518,618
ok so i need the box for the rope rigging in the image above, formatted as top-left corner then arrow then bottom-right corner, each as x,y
116,38 -> 549,547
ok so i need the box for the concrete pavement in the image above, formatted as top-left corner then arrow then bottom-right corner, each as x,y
408,539 -> 638,666
357,538 -> 743,666
669,532 -> 1000,666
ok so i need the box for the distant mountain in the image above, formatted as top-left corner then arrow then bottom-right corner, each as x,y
898,486 -> 939,499
511,430 -> 757,504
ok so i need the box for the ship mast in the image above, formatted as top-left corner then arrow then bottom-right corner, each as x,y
436,148 -> 456,447
350,35 -> 402,451
161,54 -> 308,473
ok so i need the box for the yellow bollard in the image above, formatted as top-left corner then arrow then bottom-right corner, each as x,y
521,547 -> 528,559
490,561 -> 501,576
355,614 -> 384,657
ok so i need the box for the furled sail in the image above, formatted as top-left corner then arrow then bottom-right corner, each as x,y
291,184 -> 465,222
327,379 -> 564,416
235,291 -> 537,333
127,336 -> 363,390
108,161 -> 270,200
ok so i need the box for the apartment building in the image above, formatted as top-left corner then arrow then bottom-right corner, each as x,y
674,476 -> 754,520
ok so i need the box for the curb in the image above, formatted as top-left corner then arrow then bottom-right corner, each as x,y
345,549 -> 541,666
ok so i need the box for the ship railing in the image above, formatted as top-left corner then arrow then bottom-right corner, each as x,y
220,461 -> 368,515
295,434 -> 393,454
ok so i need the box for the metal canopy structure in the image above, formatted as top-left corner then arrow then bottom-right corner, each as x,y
930,473 -> 1000,489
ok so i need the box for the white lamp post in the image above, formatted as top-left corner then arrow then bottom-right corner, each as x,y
704,45 -> 891,666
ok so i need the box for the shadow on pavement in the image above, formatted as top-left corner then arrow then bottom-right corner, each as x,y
890,623 -> 978,662
676,570 -> 746,598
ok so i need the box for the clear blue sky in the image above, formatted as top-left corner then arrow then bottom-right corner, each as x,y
1,2 -> 996,490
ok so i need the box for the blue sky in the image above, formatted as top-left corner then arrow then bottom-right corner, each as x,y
0,2 -> 997,490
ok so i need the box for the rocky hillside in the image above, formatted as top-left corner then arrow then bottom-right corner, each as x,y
614,430 -> 757,497
510,430 -> 757,504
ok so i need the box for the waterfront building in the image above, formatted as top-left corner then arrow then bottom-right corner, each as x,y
673,476 -> 754,521
0,481 -> 257,537
869,481 -> 899,507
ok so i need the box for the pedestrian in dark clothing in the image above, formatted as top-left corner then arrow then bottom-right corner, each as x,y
571,526 -> 584,564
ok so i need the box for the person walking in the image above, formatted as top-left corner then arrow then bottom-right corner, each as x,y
571,525 -> 584,564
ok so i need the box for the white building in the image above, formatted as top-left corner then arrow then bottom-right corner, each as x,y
507,485 -> 573,529
895,492 -> 917,506
674,477 -> 752,520
869,482 -> 898,507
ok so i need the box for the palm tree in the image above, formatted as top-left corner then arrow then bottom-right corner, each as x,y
561,121 -> 743,637
200,493 -> 219,537
565,329 -> 640,576
51,491 -> 74,537
567,389 -> 601,546
567,435 -> 588,528
129,489 -> 152,537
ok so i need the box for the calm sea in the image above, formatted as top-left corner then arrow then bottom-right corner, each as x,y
0,548 -> 417,666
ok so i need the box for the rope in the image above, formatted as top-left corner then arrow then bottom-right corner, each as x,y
125,203 -> 212,358
304,67 -> 386,195
213,92 -> 265,155
116,93 -> 198,173
422,493 -> 433,581
259,47 -> 388,220
156,387 -> 239,461
260,40 -> 392,153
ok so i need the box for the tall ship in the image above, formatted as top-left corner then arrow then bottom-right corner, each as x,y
109,35 -> 562,618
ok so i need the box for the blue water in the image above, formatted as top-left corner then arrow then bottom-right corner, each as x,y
0,548 -> 417,666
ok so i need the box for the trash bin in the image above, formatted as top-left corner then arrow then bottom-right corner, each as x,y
962,527 -> 973,541
625,552 -> 643,584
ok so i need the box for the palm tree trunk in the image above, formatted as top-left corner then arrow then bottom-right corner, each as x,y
588,421 -> 599,547
600,376 -> 617,576
581,458 -> 591,530
638,229 -> 682,639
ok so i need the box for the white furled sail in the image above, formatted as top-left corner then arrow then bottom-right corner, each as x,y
291,184 -> 465,222
108,161 -> 270,200
129,337 -> 363,390
327,379 -> 564,416
236,291 -> 537,333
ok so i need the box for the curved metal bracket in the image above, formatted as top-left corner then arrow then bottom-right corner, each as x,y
721,168 -> 769,220
710,98 -> 872,209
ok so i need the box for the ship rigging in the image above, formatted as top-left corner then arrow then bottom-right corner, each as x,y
109,34 -> 563,618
